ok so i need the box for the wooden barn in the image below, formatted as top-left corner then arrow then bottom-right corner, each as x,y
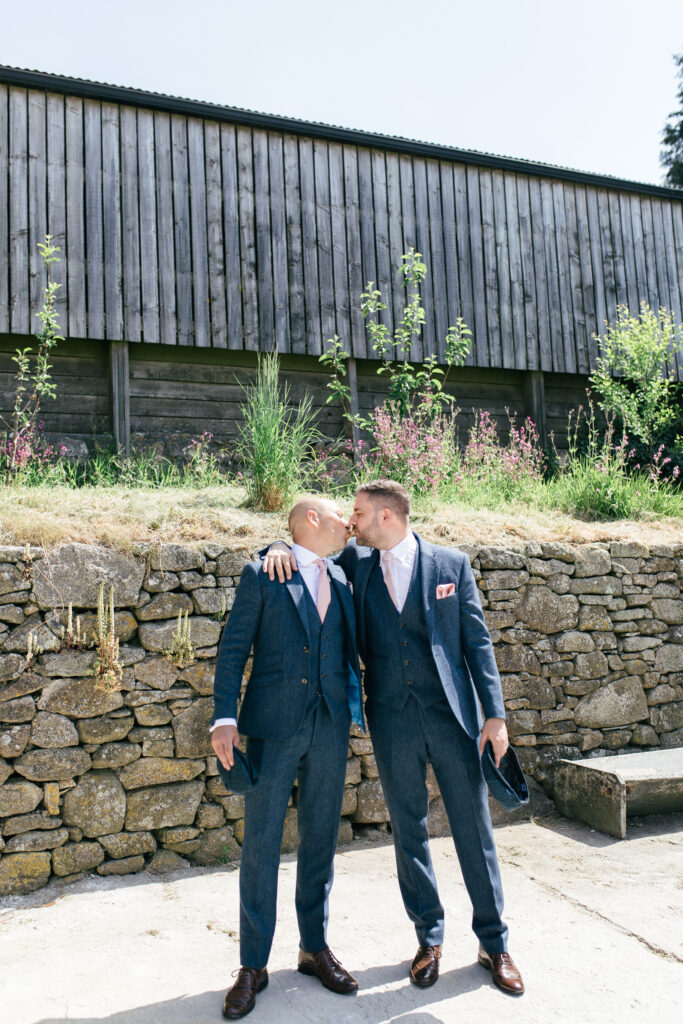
1,65 -> 682,457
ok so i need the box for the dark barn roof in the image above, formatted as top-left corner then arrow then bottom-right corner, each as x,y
1,64 -> 682,377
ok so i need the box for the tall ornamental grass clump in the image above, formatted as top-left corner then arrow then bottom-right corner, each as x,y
543,405 -> 682,520
236,351 -> 322,511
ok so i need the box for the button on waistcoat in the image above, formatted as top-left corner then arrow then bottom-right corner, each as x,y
301,580 -> 349,719
364,550 -> 444,710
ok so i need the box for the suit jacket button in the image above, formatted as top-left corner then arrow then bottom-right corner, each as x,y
404,659 -> 409,665
407,680 -> 414,686
301,678 -> 308,685
303,646 -> 309,653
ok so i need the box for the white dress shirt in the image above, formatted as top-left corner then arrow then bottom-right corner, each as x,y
211,544 -> 325,731
380,532 -> 417,613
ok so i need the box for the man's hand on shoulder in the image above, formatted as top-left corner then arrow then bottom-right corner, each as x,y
263,542 -> 298,582
211,724 -> 240,769
479,717 -> 508,767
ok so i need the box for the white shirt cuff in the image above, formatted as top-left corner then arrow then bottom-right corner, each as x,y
211,718 -> 237,730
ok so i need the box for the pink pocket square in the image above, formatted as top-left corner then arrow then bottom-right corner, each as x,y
436,583 -> 456,599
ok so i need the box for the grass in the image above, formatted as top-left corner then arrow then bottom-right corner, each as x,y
2,481 -> 681,552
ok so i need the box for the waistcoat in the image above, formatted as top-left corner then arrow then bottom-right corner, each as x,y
363,549 -> 444,710
301,578 -> 349,719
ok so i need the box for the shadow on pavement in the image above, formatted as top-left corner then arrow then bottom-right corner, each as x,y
30,962 -> 489,1024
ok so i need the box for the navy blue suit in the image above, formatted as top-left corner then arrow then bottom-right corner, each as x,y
212,559 -> 363,968
337,534 -> 509,953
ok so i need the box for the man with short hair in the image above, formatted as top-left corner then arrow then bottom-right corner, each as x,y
264,480 -> 524,996
212,496 -> 363,1019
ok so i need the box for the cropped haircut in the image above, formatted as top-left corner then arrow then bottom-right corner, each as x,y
357,479 -> 411,520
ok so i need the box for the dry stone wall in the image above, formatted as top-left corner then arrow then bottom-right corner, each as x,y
1,538 -> 682,896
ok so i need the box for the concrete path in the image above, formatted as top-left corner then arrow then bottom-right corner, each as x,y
1,814 -> 682,1024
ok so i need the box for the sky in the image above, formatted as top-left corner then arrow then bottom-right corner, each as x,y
2,0 -> 683,187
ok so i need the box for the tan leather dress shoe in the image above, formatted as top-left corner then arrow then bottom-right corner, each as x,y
410,945 -> 442,987
222,967 -> 268,1019
298,948 -> 359,994
477,947 -> 525,995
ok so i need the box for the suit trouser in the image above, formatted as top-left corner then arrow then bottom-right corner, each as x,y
366,694 -> 508,953
239,696 -> 350,969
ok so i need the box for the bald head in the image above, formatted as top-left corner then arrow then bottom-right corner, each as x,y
288,495 -> 349,556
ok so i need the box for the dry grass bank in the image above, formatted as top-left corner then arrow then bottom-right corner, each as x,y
1,484 -> 682,552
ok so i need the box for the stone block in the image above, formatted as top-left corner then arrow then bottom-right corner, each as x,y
570,576 -> 622,596
482,569 -> 530,590
352,779 -> 389,823
99,831 -> 157,858
574,548 -> 611,578
0,605 -> 26,625
38,678 -> 123,718
90,742 -> 142,768
360,753 -> 379,778
62,771 -> 127,837
0,723 -> 31,758
149,544 -> 205,573
2,811 -> 61,836
515,587 -> 579,633
14,747 -> 92,782
646,684 -> 679,705
506,709 -> 542,736
573,651 -> 609,680
134,658 -> 180,690
216,549 -> 253,576
145,571 -> 180,593
52,841 -> 105,876
36,651 -> 97,678
4,615 -> 61,654
172,698 -> 214,758
146,849 -> 190,873
529,558 -> 575,578
191,825 -> 241,865
55,610 -> 137,644
43,782 -> 60,815
178,661 -> 214,695
600,729 -> 632,749
0,673 -> 44,704
654,644 -> 683,672
119,757 -> 205,790
539,542 -> 575,562
196,803 -> 225,829
524,679 -> 556,709
611,542 -> 649,558
0,696 -> 36,723
555,631 -> 595,653
97,855 -> 145,876
341,786 -> 357,817
495,645 -> 541,674
281,807 -> 298,853
136,592 -> 194,621
649,701 -> 683,733
192,588 -> 234,615
4,826 -> 69,852
33,544 -> 145,609
125,780 -> 204,830
573,677 -> 649,729
30,712 -> 79,748
138,617 -> 221,653
345,756 -> 361,786
0,654 -> 27,683
134,705 -> 172,727
0,851 -> 51,895
76,714 -> 134,743
630,724 -> 660,746
217,794 -> 245,819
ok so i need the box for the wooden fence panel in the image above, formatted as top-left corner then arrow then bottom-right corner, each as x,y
1,80 -> 682,379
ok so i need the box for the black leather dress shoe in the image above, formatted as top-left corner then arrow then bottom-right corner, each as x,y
298,948 -> 359,994
222,967 -> 268,1019
410,945 -> 442,987
478,946 -> 525,995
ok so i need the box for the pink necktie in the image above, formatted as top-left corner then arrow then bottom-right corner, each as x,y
314,558 -> 331,622
382,552 -> 399,609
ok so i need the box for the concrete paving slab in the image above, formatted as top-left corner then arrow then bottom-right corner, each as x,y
1,814 -> 681,1024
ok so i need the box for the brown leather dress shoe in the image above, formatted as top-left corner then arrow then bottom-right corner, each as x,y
410,945 -> 442,987
222,967 -> 268,1019
477,947 -> 525,995
298,948 -> 359,994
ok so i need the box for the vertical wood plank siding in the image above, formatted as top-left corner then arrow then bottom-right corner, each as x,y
1,85 -> 682,378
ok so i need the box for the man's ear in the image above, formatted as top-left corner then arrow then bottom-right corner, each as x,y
307,508 -> 320,528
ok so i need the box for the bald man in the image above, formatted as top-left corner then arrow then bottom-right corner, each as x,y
211,497 -> 363,1020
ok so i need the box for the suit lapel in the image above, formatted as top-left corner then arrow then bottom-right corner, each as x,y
285,575 -> 310,635
418,533 -> 438,641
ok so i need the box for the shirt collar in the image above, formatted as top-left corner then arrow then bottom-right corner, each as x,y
380,531 -> 417,568
292,543 -> 324,567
